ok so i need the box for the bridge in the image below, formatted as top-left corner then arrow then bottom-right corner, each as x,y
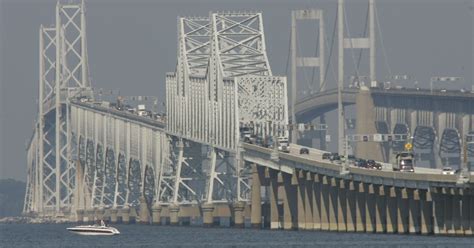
22,1 -> 474,236
296,87 -> 474,169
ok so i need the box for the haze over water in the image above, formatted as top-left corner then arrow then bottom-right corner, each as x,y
1,224 -> 473,248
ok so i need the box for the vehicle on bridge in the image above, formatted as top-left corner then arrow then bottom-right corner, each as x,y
393,152 -> 415,172
277,136 -> 290,153
441,167 -> 456,175
299,148 -> 309,155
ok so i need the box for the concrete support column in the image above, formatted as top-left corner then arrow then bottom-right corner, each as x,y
397,188 -> 408,234
320,175 -> 329,230
169,204 -> 180,226
328,178 -> 338,231
282,173 -> 297,230
202,203 -> 215,227
109,209 -> 118,223
139,196 -> 150,224
365,184 -> 375,233
96,208 -> 105,221
82,209 -> 91,223
470,194 -> 474,235
346,181 -> 356,232
151,205 -> 162,225
433,189 -> 446,235
355,89 -> 384,161
463,193 -> 472,235
420,191 -> 433,235
304,172 -> 314,230
408,189 -> 420,234
297,171 -> 306,230
375,185 -> 385,233
76,209 -> 85,223
313,174 -> 322,230
250,164 -> 262,228
453,190 -> 463,235
269,170 -> 279,229
233,202 -> 246,228
121,207 -> 131,224
337,179 -> 347,232
445,190 -> 455,235
355,182 -> 366,232
386,187 -> 397,233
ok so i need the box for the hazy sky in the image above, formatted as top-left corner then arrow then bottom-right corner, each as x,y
1,0 -> 473,181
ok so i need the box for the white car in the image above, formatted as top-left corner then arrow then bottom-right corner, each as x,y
441,167 -> 455,175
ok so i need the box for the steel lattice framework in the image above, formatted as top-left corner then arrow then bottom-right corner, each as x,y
167,12 -> 288,204
24,1 -> 91,216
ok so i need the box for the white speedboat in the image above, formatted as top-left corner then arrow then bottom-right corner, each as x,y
67,220 -> 120,236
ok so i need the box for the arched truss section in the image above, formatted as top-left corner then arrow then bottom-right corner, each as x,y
413,126 -> 436,154
92,143 -> 105,207
78,136 -> 86,169
375,121 -> 390,162
116,153 -> 127,207
102,148 -> 116,208
439,128 -> 461,168
143,165 -> 156,206
127,158 -> 142,207
84,139 -> 95,194
467,131 -> 474,170
392,123 -> 409,152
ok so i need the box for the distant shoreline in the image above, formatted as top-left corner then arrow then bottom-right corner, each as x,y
0,216 -> 71,224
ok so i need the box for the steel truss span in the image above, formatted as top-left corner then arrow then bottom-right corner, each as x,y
24,0 -> 92,216
23,2 -> 474,236
166,12 -> 288,205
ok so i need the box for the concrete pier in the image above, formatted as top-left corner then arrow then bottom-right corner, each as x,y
304,172 -> 314,230
138,196 -> 150,224
202,203 -> 215,227
250,165 -> 262,228
269,170 -> 279,230
169,204 -> 180,225
312,174 -> 322,230
233,202 -> 246,228
375,185 -> 385,233
151,205 -> 162,225
320,175 -> 329,231
120,207 -> 131,224
109,209 -> 118,223
76,209 -> 84,223
386,187 -> 397,233
355,182 -> 365,232
297,171 -> 306,230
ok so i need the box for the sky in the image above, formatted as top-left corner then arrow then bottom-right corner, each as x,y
0,0 -> 473,181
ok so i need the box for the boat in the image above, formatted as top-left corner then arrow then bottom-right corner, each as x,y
67,220 -> 120,236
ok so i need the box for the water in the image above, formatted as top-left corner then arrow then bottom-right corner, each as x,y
1,224 -> 473,248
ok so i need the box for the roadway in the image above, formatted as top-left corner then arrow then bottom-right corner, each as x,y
242,142 -> 473,188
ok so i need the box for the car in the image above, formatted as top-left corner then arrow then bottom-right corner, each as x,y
299,148 -> 309,155
355,159 -> 367,168
322,153 -> 331,160
329,153 -> 340,162
373,163 -> 382,170
367,160 -> 376,169
441,167 -> 455,175
440,89 -> 447,93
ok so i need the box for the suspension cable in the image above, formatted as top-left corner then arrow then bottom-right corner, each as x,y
343,3 -> 361,81
375,6 -> 393,77
322,8 -> 339,91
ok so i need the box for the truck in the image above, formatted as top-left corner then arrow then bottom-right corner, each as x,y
393,152 -> 415,172
277,136 -> 290,153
